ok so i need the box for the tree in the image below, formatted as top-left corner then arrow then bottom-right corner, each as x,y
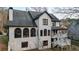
26,7 -> 48,12
0,7 -> 8,34
51,7 -> 79,19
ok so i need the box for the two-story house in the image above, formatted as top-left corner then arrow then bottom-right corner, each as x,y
7,7 -> 71,51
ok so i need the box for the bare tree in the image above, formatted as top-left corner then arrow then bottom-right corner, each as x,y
0,7 -> 8,34
26,7 -> 48,12
51,7 -> 79,19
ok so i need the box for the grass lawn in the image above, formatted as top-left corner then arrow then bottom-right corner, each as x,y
71,40 -> 79,51
0,35 -> 8,51
71,40 -> 79,46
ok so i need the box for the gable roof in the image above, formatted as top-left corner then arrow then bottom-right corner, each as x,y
7,10 -> 60,27
7,10 -> 37,27
28,11 -> 60,22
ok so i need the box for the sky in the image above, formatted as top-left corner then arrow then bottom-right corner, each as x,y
13,7 -> 79,19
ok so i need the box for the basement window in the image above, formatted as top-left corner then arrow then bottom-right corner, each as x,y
43,40 -> 48,46
21,42 -> 28,48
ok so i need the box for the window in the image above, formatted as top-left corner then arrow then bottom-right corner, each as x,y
52,22 -> 56,26
44,29 -> 47,36
43,40 -> 48,46
21,42 -> 28,48
40,30 -> 43,36
51,38 -> 54,42
43,19 -> 48,25
48,30 -> 50,36
53,30 -> 57,35
51,38 -> 57,42
23,28 -> 29,37
31,28 -> 36,37
15,28 -> 21,38
55,38 -> 57,41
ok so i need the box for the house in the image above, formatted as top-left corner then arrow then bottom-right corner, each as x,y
7,7 -> 71,51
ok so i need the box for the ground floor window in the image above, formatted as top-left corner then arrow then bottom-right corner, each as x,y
21,42 -> 28,48
48,30 -> 50,36
55,38 -> 57,41
53,30 -> 57,35
43,40 -> 48,46
51,38 -> 57,42
40,30 -> 43,36
51,38 -> 54,42
15,28 -> 21,38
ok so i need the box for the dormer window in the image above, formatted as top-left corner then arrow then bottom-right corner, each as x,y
43,19 -> 48,25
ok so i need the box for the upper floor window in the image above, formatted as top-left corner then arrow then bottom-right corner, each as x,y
48,30 -> 50,36
31,28 -> 36,37
53,30 -> 57,35
43,19 -> 48,25
44,29 -> 47,36
15,28 -> 21,38
23,28 -> 29,37
52,22 -> 56,26
40,30 -> 43,36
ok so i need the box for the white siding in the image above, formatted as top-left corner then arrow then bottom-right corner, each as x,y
38,13 -> 52,49
9,27 -> 38,51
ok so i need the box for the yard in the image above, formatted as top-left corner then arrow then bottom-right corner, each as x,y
0,35 -> 8,51
0,36 -> 79,51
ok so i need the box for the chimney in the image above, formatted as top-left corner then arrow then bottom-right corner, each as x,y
9,7 -> 13,21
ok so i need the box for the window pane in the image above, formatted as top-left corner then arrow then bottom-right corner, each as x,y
21,42 -> 28,48
51,38 -> 54,42
15,28 -> 21,38
53,30 -> 57,35
43,40 -> 48,46
44,29 -> 47,36
31,28 -> 36,37
52,22 -> 56,26
48,30 -> 50,36
43,19 -> 48,25
23,28 -> 29,37
40,30 -> 43,36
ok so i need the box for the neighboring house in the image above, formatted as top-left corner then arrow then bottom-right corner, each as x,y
68,19 -> 79,40
7,7 -> 71,51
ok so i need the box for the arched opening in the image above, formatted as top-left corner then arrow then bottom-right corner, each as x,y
48,30 -> 50,36
23,28 -> 29,37
40,30 -> 43,36
15,28 -> 21,38
31,28 -> 36,37
44,29 -> 47,36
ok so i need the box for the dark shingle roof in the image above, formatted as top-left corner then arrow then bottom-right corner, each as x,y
52,27 -> 67,30
7,10 -> 60,27
28,11 -> 60,22
7,10 -> 37,27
